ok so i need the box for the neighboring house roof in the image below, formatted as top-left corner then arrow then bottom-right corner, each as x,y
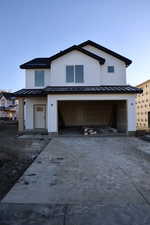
0,92 -> 15,100
20,45 -> 105,69
14,85 -> 142,97
78,40 -> 132,66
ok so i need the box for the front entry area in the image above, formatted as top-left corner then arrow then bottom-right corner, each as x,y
34,104 -> 46,129
17,94 -> 136,135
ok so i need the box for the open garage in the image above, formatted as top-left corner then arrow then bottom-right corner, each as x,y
58,100 -> 127,135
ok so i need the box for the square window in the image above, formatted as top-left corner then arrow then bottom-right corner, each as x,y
66,65 -> 84,83
108,66 -> 114,73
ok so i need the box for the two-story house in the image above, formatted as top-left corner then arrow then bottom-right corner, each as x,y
0,92 -> 18,120
14,40 -> 142,135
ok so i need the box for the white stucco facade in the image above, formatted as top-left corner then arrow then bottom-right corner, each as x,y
25,69 -> 50,89
50,50 -> 101,86
25,47 -> 127,89
19,41 -> 138,135
47,94 -> 136,134
83,45 -> 127,85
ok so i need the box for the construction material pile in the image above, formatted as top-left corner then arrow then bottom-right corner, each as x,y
83,127 -> 98,136
82,126 -> 118,136
99,127 -> 117,134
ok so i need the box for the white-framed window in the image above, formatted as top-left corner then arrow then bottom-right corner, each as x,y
108,66 -> 114,73
35,70 -> 45,87
66,65 -> 84,83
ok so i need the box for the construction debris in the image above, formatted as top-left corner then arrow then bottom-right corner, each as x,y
99,127 -> 118,134
82,126 -> 118,136
82,127 -> 98,136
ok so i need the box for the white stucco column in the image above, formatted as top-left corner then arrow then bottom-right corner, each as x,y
18,98 -> 24,132
47,95 -> 58,134
127,95 -> 136,134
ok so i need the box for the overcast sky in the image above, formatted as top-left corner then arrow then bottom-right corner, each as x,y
0,0 -> 150,91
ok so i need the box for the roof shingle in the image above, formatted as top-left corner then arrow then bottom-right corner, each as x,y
14,85 -> 142,97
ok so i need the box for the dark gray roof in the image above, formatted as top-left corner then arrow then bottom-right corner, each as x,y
20,45 -> 105,69
44,85 -> 142,94
14,85 -> 142,97
20,40 -> 132,69
78,40 -> 132,66
20,58 -> 50,69
14,89 -> 46,97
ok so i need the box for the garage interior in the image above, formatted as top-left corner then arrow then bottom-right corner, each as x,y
58,100 -> 127,136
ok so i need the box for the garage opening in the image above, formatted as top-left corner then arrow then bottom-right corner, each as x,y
58,100 -> 127,136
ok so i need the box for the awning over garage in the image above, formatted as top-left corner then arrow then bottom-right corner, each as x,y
44,85 -> 142,94
14,85 -> 142,97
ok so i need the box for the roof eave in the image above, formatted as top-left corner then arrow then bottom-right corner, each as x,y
44,90 -> 142,94
78,40 -> 132,66
20,65 -> 50,69
14,87 -> 142,97
20,45 -> 106,69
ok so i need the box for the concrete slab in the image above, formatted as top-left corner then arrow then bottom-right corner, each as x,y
2,137 -> 150,206
65,203 -> 150,225
1,203 -> 150,225
0,203 -> 65,225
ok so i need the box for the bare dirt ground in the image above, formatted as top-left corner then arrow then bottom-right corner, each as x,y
0,121 -> 49,200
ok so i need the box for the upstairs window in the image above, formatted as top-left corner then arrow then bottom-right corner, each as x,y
35,71 -> 44,87
66,65 -> 74,83
66,65 -> 84,83
108,66 -> 114,73
75,65 -> 84,83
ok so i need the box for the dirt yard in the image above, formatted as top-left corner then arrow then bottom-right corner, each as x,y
0,121 -> 49,200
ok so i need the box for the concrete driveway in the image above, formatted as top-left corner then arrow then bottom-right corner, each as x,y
1,137 -> 150,224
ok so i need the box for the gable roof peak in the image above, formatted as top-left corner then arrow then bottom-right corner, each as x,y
20,44 -> 105,69
78,40 -> 132,66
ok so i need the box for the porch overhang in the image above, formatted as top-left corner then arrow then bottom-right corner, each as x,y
14,89 -> 46,97
44,85 -> 143,94
14,85 -> 143,97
